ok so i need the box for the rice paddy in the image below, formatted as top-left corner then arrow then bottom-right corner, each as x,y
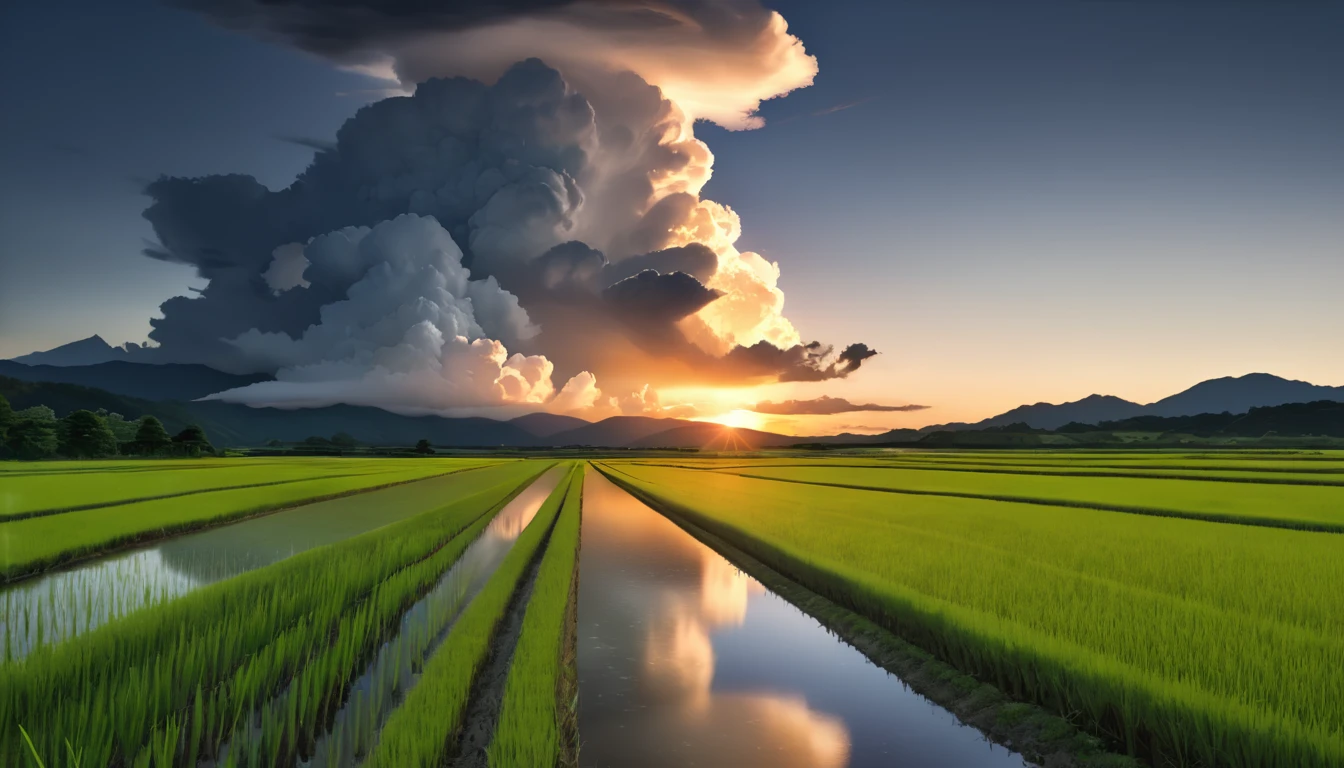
600,452 -> 1344,767
2,450 -> 1337,767
1,459 -> 502,580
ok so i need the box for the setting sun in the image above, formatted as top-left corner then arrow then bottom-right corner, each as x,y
698,409 -> 767,431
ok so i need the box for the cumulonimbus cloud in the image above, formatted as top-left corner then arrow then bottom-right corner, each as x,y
752,396 -> 930,416
131,1 -> 872,414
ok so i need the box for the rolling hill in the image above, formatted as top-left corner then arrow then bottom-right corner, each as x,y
0,376 -> 540,447
626,422 -> 798,449
544,416 -> 701,447
508,412 -> 591,437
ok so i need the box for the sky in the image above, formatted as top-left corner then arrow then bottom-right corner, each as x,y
2,0 -> 1342,434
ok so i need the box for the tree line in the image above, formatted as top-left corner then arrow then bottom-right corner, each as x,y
0,393 -> 214,460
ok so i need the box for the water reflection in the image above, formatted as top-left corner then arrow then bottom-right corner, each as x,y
578,471 -> 1025,768
1,470 -> 513,658
297,467 -> 563,767
206,467 -> 564,768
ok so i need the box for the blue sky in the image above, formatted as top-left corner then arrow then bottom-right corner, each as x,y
2,0 -> 1341,425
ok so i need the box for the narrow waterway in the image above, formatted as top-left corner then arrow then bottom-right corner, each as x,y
284,466 -> 563,768
577,471 -> 1027,768
1,466 -> 511,659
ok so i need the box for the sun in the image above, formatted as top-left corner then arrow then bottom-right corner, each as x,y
700,409 -> 766,431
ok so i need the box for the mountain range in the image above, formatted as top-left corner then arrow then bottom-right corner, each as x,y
4,338 -> 1344,447
917,373 -> 1344,432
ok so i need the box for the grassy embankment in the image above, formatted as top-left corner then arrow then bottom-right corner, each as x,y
2,461 -> 551,767
366,463 -> 582,768
0,458 -> 503,580
604,461 -> 1344,768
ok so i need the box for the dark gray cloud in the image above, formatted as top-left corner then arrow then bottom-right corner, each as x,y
603,269 -> 721,339
134,59 -> 591,371
173,1 -> 785,62
604,242 -> 717,285
531,240 -> 608,293
276,134 -> 338,152
722,340 -> 879,383
752,395 -> 928,416
173,0 -> 583,57
836,342 -> 877,374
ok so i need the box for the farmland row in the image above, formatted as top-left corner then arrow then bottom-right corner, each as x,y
0,460 -> 499,581
366,464 -> 583,767
2,461 -> 557,661
634,458 -> 1344,486
709,464 -> 1344,532
0,461 -> 553,767
209,465 -> 569,767
1,458 -> 500,521
487,465 -> 583,768
600,462 -> 1344,767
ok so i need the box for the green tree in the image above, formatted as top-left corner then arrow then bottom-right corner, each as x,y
135,416 -> 173,455
15,405 -> 56,422
7,417 -> 59,460
331,432 -> 358,448
99,411 -> 139,443
172,424 -> 215,456
0,393 -> 12,443
414,439 -> 434,455
59,410 -> 119,458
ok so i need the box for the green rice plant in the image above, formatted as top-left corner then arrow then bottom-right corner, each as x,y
635,456 -> 1344,486
712,463 -> 1344,531
0,458 -> 484,521
487,465 -> 584,768
4,463 -> 525,658
0,461 -> 551,767
601,461 -> 1344,768
203,467 -> 568,767
0,460 -> 497,580
365,464 -> 580,768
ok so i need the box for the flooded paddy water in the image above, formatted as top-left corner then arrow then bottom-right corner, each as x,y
213,466 -> 565,767
577,471 -> 1026,768
1,467 -> 515,658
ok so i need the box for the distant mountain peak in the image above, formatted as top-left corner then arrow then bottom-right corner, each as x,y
10,335 -> 134,367
1144,372 -> 1344,417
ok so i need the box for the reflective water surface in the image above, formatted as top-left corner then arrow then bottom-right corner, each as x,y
1,469 -> 504,659
209,467 -> 564,767
577,471 -> 1026,768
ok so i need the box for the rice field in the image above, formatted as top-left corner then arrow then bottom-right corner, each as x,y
1,459 -> 503,580
601,453 -> 1344,767
2,450 -> 1337,767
